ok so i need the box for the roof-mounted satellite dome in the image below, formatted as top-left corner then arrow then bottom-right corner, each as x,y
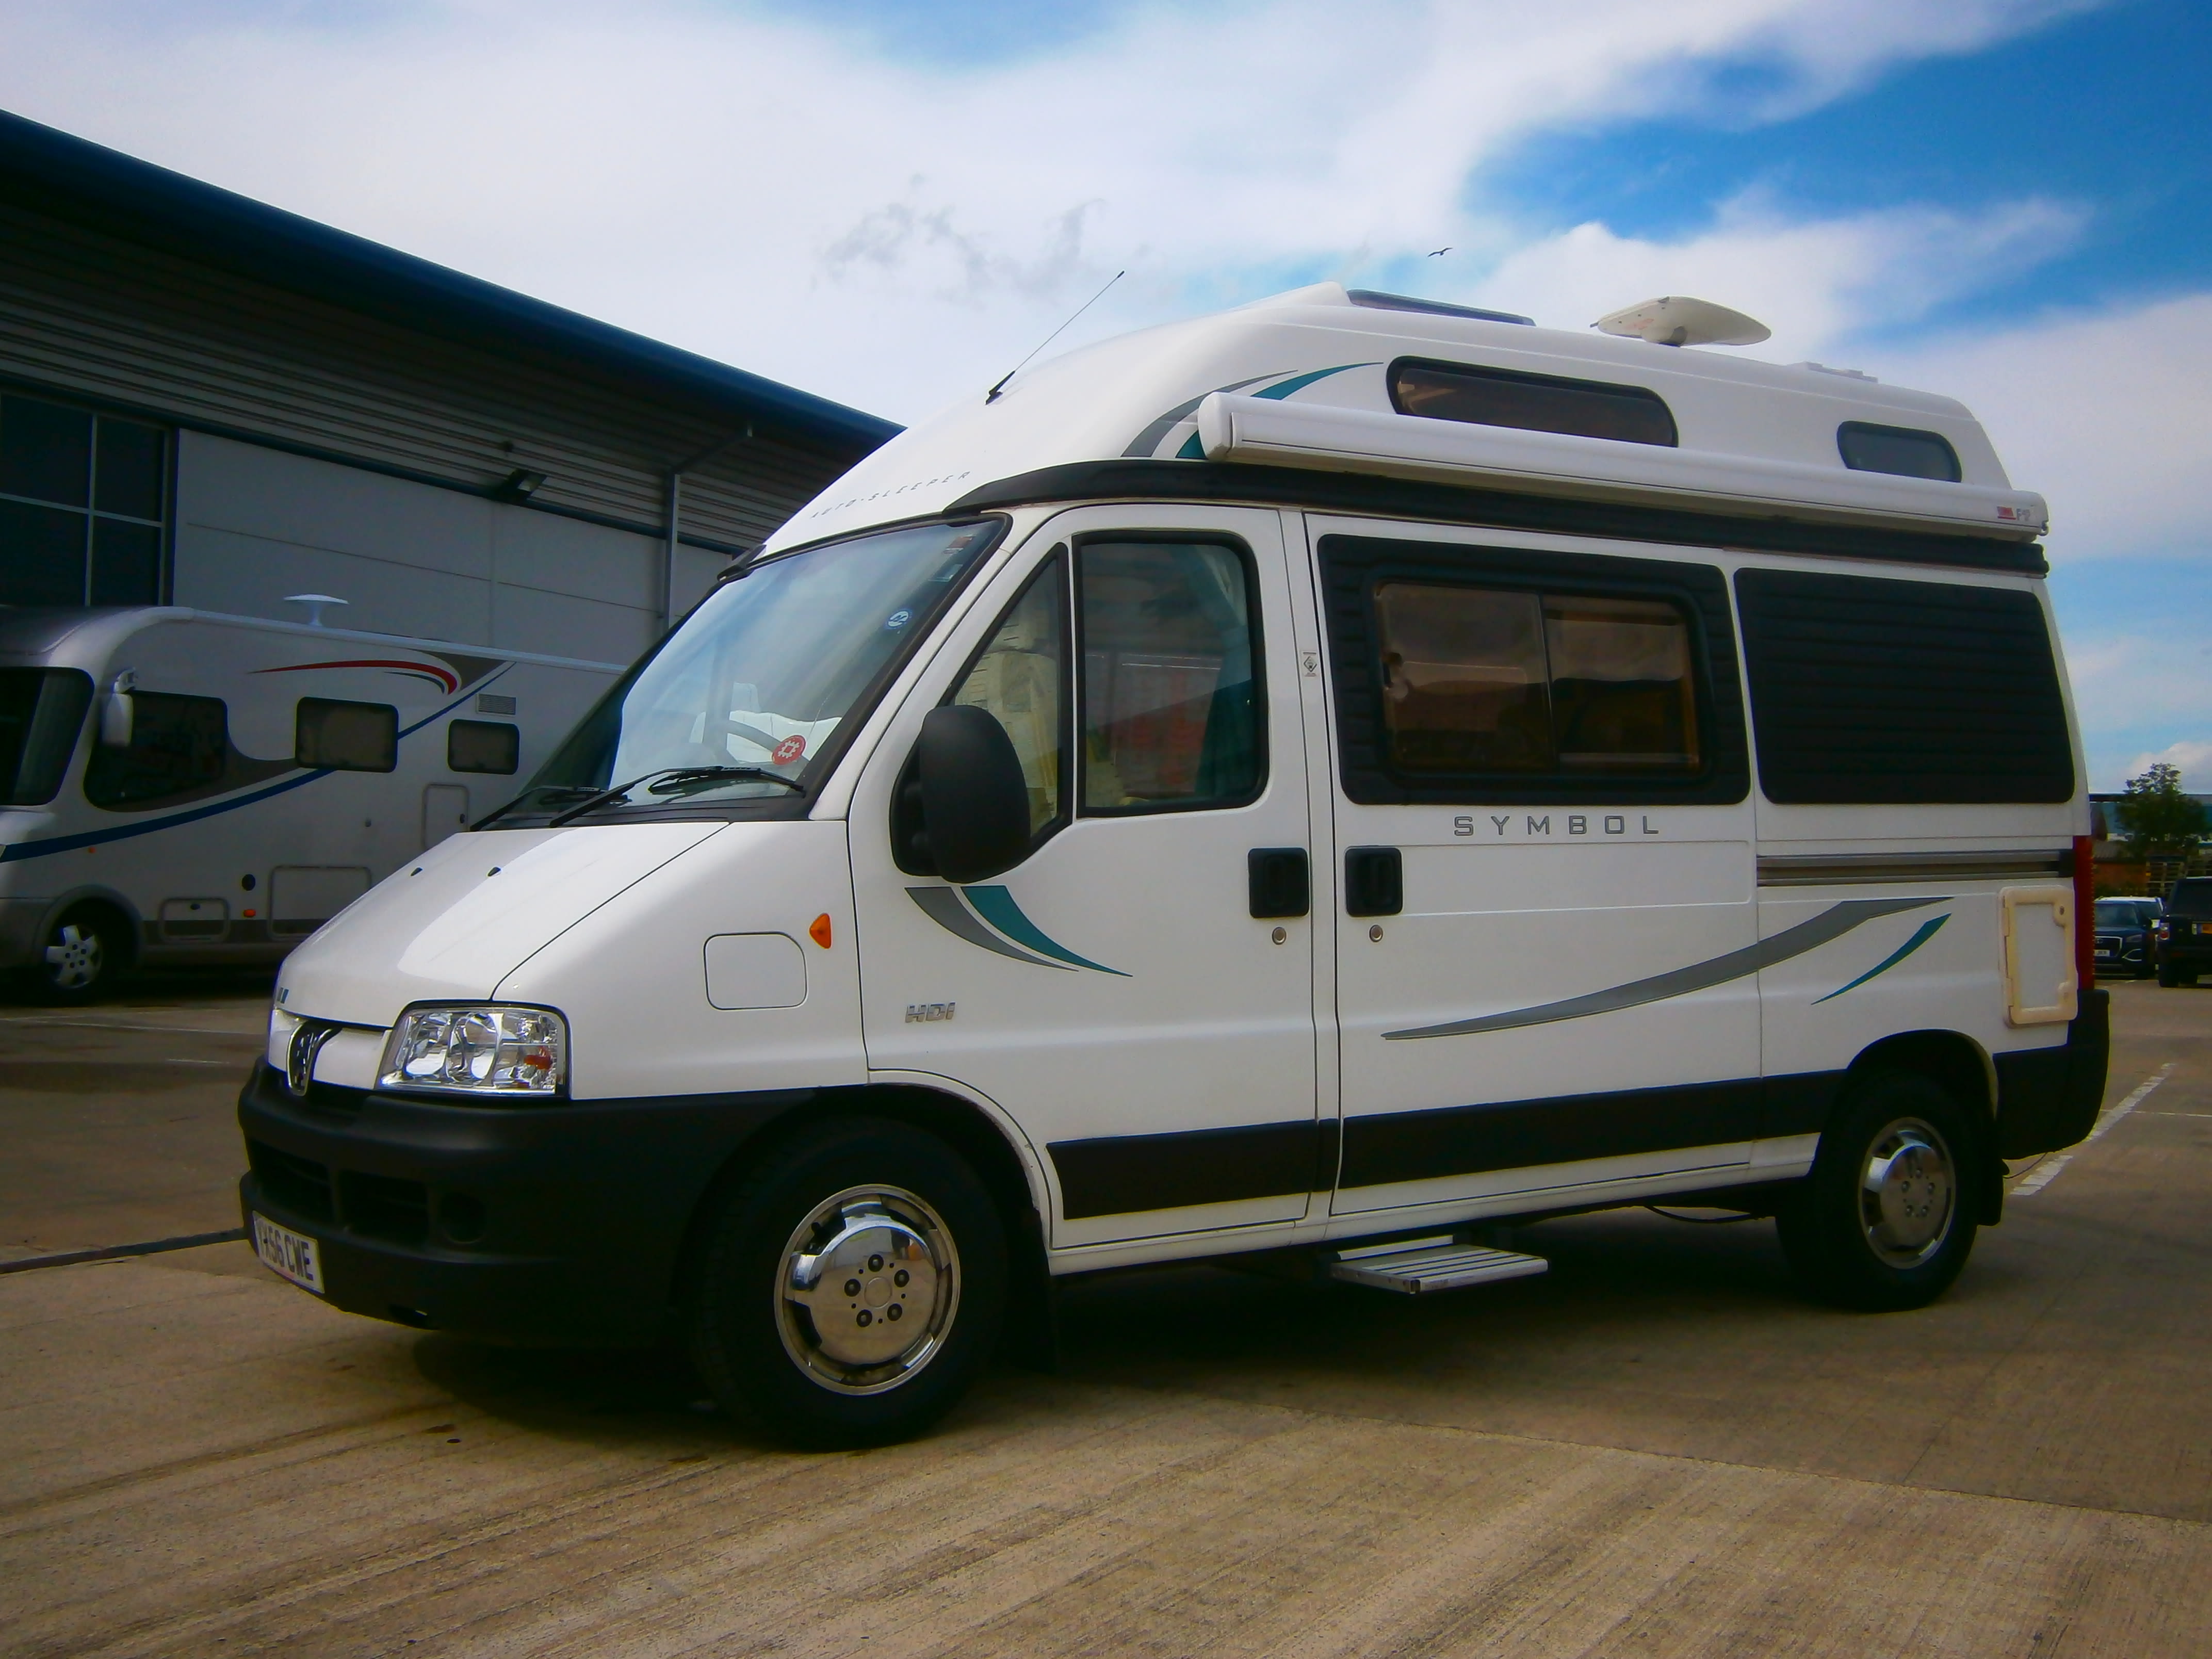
1594,296 -> 1770,348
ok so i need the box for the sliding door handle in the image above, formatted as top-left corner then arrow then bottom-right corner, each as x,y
1248,848 -> 1310,919
1345,845 -> 1403,917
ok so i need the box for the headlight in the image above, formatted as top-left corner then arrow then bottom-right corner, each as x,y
378,1004 -> 566,1099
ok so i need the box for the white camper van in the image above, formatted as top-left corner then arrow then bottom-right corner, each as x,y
0,606 -> 620,996
242,285 -> 2107,1445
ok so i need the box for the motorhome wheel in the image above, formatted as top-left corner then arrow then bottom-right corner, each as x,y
1776,1072 -> 1979,1311
34,907 -> 127,1003
688,1117 -> 1005,1446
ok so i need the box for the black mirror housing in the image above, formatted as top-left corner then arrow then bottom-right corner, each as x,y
901,704 -> 1033,884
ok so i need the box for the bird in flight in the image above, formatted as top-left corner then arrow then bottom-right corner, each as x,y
1428,247 -> 1452,256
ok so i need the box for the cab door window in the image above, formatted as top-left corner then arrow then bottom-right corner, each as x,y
950,553 -> 1067,838
1077,540 -> 1263,814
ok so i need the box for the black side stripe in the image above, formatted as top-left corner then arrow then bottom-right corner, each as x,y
1049,1119 -> 1316,1219
1385,897 -> 1944,1041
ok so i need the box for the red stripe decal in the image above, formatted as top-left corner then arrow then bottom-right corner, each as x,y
252,659 -> 460,693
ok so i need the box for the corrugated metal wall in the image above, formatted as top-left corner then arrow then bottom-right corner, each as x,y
0,203 -> 864,555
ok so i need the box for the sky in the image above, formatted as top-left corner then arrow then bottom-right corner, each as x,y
1,0 -> 2206,788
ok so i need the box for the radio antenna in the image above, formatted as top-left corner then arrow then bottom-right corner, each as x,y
985,270 -> 1124,403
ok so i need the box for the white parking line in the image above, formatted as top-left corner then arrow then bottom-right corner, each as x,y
2012,1064 -> 2174,1196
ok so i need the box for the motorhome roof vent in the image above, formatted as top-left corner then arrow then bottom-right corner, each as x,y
1594,296 -> 1770,348
1348,290 -> 1534,326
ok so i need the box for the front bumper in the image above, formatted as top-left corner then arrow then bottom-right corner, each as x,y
236,1063 -> 809,1345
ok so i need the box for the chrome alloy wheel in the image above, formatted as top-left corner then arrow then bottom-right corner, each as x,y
42,923 -> 103,990
776,1185 -> 961,1396
1858,1117 -> 1956,1267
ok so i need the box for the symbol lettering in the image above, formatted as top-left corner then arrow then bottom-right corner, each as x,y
1569,816 -> 1587,836
1605,815 -> 1625,836
1490,816 -> 1510,836
1453,815 -> 1475,838
1643,815 -> 1660,835
1526,815 -> 1550,835
772,734 -> 807,765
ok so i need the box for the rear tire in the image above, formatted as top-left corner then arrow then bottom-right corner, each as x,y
1777,1071 -> 1979,1311
689,1116 -> 1005,1447
30,906 -> 127,1003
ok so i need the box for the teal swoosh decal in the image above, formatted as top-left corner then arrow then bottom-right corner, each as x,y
963,885 -> 1129,975
907,887 -> 1070,969
1176,431 -> 1205,460
1813,914 -> 1949,1004
1122,363 -> 1376,458
1385,896 -> 1946,1040
1251,363 -> 1374,399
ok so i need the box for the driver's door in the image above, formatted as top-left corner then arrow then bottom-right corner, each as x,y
850,507 -> 1322,1250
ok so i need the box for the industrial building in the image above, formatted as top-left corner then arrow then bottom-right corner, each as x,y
0,110 -> 897,662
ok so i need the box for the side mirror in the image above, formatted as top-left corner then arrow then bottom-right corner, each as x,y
98,673 -> 136,749
901,705 -> 1032,884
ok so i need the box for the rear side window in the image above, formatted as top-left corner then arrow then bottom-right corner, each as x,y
1837,422 -> 1961,482
83,690 -> 229,807
296,697 -> 397,773
1391,359 -> 1677,447
447,719 -> 519,775
2168,879 -> 2212,920
1735,568 -> 2072,804
0,667 -> 92,805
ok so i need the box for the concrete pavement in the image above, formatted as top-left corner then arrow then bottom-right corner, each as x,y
2,980 -> 2207,1655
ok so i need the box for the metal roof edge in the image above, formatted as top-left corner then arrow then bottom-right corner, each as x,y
0,108 -> 901,454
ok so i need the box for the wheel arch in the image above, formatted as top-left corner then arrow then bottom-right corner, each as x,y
31,885 -> 143,972
1845,1029 -> 2003,1225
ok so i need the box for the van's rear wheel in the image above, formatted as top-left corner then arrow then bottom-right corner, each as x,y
32,906 -> 127,1002
689,1117 -> 1004,1446
1777,1072 -> 1978,1311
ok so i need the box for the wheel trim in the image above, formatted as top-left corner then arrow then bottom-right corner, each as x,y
776,1184 -> 961,1397
1858,1116 -> 1956,1268
42,924 -> 102,990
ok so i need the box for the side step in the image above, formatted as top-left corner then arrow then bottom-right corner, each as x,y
1327,1234 -> 1549,1295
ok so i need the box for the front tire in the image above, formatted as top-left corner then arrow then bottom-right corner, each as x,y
1777,1072 -> 1979,1311
32,907 -> 126,1002
689,1117 -> 1005,1446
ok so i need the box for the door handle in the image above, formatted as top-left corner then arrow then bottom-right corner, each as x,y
1248,848 -> 1310,919
1344,846 -> 1403,917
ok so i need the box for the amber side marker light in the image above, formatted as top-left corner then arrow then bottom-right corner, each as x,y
809,914 -> 834,949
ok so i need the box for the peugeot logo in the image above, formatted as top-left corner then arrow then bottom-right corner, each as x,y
286,1019 -> 339,1098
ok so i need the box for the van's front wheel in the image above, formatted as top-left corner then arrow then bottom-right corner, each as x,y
1777,1072 -> 1978,1311
689,1117 -> 1005,1446
32,906 -> 128,1002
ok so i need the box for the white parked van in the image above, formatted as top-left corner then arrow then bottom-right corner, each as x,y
242,284 -> 2108,1445
0,607 -> 620,996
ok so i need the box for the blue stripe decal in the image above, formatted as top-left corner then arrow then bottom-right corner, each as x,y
0,667 -> 510,865
962,885 -> 1129,975
1812,914 -> 1950,1004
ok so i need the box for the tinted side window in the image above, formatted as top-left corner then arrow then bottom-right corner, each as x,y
1391,359 -> 1677,447
447,719 -> 519,775
1078,541 -> 1262,814
1735,568 -> 2072,804
1837,422 -> 1961,482
1321,534 -> 1748,806
84,691 -> 228,807
297,697 -> 398,773
0,668 -> 93,805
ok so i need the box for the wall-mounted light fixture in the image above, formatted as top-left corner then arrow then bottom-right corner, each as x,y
494,468 -> 547,503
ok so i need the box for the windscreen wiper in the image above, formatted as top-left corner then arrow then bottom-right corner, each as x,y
546,765 -> 802,827
473,784 -> 600,831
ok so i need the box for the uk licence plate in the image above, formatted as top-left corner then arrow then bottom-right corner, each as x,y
251,1213 -> 324,1294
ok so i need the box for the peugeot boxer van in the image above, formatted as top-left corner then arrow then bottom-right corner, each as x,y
238,284 -> 2108,1445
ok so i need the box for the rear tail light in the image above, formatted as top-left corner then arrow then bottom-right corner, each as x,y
2073,835 -> 2095,989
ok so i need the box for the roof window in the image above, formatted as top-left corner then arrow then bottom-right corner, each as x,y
1390,359 -> 1678,447
1837,421 -> 1961,482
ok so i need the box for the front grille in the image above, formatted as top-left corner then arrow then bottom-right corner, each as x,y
338,1170 -> 430,1247
248,1140 -> 335,1223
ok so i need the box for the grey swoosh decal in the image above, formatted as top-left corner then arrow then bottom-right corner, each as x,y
1120,375 -> 1278,458
906,886 -> 1071,969
1384,897 -> 1947,1041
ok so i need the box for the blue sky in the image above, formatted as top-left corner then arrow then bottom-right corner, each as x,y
0,0 -> 2206,785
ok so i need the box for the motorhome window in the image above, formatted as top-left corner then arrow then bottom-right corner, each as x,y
1077,541 -> 1262,814
83,691 -> 228,808
514,520 -> 1000,820
447,719 -> 519,775
0,394 -> 169,607
952,556 -> 1066,836
0,668 -> 93,805
296,698 -> 398,773
1390,360 -> 1677,447
1836,421 -> 1961,482
1374,582 -> 1699,775
1735,568 -> 2072,804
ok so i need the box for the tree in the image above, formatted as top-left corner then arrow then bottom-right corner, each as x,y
2113,763 -> 2208,858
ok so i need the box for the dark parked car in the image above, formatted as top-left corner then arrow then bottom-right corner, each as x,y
2095,897 -> 2162,979
2156,880 -> 2212,985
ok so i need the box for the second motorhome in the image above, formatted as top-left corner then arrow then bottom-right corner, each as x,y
237,283 -> 2106,1444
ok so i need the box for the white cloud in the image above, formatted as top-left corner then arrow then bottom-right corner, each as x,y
2121,740 -> 2212,786
0,0 -> 2104,419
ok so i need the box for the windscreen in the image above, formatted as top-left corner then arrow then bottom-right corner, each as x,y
0,667 -> 92,806
506,521 -> 1000,821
